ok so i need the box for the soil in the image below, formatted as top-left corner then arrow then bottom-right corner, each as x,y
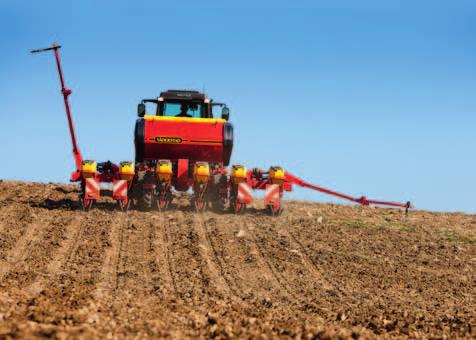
0,181 -> 474,339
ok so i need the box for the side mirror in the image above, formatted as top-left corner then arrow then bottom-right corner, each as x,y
221,106 -> 230,120
137,103 -> 146,117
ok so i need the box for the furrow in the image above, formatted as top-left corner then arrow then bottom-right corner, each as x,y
0,210 -> 50,283
148,215 -> 176,298
194,214 -> 240,299
25,214 -> 85,296
162,214 -> 180,297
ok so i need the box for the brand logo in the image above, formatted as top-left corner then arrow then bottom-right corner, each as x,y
153,136 -> 183,144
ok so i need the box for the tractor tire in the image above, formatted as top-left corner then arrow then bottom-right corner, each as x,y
211,173 -> 228,213
212,197 -> 227,213
139,191 -> 153,211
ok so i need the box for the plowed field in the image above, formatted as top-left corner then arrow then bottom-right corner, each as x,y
0,181 -> 474,339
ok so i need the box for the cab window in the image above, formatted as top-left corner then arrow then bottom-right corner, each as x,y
160,102 -> 203,118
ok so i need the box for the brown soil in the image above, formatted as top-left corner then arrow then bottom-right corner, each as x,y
0,181 -> 474,339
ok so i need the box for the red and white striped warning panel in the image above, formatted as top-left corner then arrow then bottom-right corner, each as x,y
264,184 -> 280,205
237,183 -> 253,204
112,179 -> 128,200
85,178 -> 100,200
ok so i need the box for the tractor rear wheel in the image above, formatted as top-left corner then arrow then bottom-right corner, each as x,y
210,173 -> 228,213
211,196 -> 227,213
139,190 -> 153,211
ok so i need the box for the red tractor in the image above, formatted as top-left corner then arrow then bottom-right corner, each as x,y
32,44 -> 412,215
132,90 -> 236,212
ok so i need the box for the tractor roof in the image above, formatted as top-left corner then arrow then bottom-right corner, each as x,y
160,90 -> 207,101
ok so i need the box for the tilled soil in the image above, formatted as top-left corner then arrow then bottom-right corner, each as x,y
0,181 -> 474,339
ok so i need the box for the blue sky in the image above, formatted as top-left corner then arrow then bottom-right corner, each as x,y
0,1 -> 475,213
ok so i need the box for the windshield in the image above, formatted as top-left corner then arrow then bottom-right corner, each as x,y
161,101 -> 203,118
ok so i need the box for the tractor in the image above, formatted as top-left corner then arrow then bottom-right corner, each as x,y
132,90 -> 236,212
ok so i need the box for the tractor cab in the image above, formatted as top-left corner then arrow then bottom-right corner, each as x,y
134,90 -> 234,167
137,90 -> 230,120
